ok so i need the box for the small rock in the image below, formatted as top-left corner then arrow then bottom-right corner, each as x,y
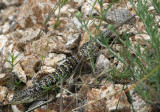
0,73 -> 6,79
95,54 -> 110,70
44,53 -> 66,67
111,44 -> 121,52
129,86 -> 152,112
71,16 -> 82,30
16,28 -> 41,44
81,0 -> 100,18
13,63 -> 27,83
40,66 -> 56,73
20,55 -> 41,78
36,66 -> 55,80
116,61 -> 124,71
11,104 -> 25,112
135,34 -> 150,45
0,86 -> 8,104
78,74 -> 97,99
50,17 -> 81,48
11,105 -> 21,112
24,37 -> 71,55
16,0 -> 55,28
126,2 -> 133,10
2,22 -> 10,34
148,6 -> 154,11
155,15 -> 160,24
65,32 -> 80,47
2,0 -> 21,6
55,4 -> 76,17
106,9 -> 133,25
86,82 -> 130,112
0,35 -> 8,51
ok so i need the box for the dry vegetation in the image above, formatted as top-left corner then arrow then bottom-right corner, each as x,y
0,0 -> 160,112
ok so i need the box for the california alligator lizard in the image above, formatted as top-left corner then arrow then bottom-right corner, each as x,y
10,9 -> 135,105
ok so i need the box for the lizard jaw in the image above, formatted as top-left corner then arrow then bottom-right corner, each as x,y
10,93 -> 34,105
9,87 -> 36,105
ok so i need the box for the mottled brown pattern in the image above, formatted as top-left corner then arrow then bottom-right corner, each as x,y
10,9 -> 135,104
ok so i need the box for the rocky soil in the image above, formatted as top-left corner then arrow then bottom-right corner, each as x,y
0,0 -> 159,112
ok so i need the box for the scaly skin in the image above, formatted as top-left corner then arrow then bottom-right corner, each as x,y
10,9 -> 134,105
10,42 -> 94,104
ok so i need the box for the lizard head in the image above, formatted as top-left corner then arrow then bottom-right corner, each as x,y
10,75 -> 53,105
10,88 -> 35,105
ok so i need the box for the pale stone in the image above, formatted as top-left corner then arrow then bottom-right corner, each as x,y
35,66 -> 55,81
51,17 -> 81,47
1,0 -> 20,6
117,61 -> 124,70
0,35 -> 8,51
86,82 -> 131,112
40,66 -> 56,73
71,17 -> 82,30
13,63 -> 27,83
20,55 -> 40,78
66,32 -> 80,47
2,22 -> 10,34
11,104 -> 25,112
55,4 -> 76,17
126,2 -> 133,10
11,105 -> 21,112
16,0 -> 56,28
0,86 -> 8,103
148,6 -> 154,11
105,9 -> 133,25
129,86 -> 151,112
95,54 -> 110,70
81,0 -> 99,18
135,34 -> 150,45
24,37 -> 71,56
16,28 -> 41,45
0,73 -> 6,79
62,17 -> 81,47
44,53 -> 66,67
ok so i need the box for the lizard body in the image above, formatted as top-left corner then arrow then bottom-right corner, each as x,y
10,42 -> 94,104
10,9 -> 135,105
